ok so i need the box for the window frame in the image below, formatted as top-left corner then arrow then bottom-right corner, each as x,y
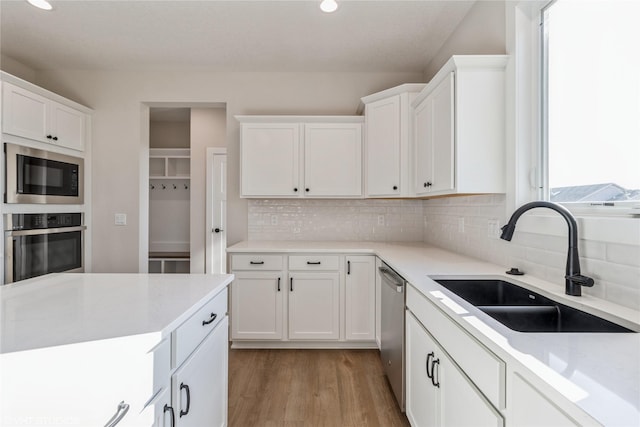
538,0 -> 640,217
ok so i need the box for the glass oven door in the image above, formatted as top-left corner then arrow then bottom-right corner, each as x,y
8,228 -> 83,283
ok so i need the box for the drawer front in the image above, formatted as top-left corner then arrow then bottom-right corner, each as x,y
289,255 -> 340,271
406,284 -> 505,410
174,288 -> 228,368
231,254 -> 284,271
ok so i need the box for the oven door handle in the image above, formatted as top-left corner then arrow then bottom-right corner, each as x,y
6,225 -> 86,237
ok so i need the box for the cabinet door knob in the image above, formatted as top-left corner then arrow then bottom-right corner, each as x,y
426,352 -> 435,379
431,359 -> 440,388
202,312 -> 217,326
424,182 -> 432,188
164,404 -> 176,427
393,185 -> 398,190
305,188 -> 310,192
293,188 -> 298,192
52,136 -> 58,141
46,135 -> 53,139
179,383 -> 191,417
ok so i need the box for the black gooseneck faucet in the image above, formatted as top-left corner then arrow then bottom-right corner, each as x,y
500,201 -> 594,296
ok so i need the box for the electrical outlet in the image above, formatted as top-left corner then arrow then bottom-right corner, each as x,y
458,217 -> 465,233
271,215 -> 278,226
115,213 -> 127,226
378,215 -> 385,226
487,219 -> 500,239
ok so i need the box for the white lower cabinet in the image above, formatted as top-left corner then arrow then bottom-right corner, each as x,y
406,312 -> 503,427
171,317 -> 228,427
229,253 -> 375,345
155,289 -> 229,427
231,272 -> 284,340
345,255 -> 376,341
288,272 -> 340,340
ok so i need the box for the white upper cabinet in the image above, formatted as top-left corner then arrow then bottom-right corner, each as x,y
2,80 -> 88,151
361,84 -> 425,197
238,116 -> 363,198
413,55 -> 508,197
304,123 -> 362,197
240,122 -> 301,197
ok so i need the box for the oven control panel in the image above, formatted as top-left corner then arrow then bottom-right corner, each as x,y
7,213 -> 82,230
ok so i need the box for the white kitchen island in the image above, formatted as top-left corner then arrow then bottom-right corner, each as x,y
0,273 -> 233,427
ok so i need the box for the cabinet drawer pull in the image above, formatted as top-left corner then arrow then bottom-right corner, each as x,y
249,261 -> 264,265
306,261 -> 321,265
426,352 -> 434,379
431,359 -> 440,388
164,404 -> 175,427
277,277 -> 281,292
347,260 -> 351,275
290,277 -> 294,292
104,401 -> 130,427
179,383 -> 191,417
202,313 -> 218,326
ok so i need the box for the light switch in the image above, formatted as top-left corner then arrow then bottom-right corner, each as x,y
115,213 -> 127,226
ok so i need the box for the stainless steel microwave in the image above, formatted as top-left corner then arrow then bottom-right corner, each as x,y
4,143 -> 84,204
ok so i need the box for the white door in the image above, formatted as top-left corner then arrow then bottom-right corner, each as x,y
206,148 -> 227,274
288,272 -> 340,340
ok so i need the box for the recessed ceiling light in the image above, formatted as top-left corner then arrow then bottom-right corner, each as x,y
320,0 -> 338,13
27,0 -> 53,11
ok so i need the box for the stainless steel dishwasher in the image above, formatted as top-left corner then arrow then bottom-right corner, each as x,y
379,262 -> 406,411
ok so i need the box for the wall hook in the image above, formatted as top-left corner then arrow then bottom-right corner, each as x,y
184,184 -> 189,190
173,184 -> 177,190
162,184 -> 166,190
150,184 -> 155,190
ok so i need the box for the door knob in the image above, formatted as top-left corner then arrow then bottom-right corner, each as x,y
213,228 -> 223,233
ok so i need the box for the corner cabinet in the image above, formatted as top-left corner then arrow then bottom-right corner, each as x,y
237,116 -> 363,198
361,84 -> 425,197
229,253 -> 375,347
413,55 -> 507,197
2,78 -> 89,151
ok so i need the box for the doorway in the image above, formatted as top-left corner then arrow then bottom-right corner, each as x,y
144,105 -> 227,274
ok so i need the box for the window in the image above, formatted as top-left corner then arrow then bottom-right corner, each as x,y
542,0 -> 640,209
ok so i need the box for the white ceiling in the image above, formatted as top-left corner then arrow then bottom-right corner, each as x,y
0,0 -> 475,73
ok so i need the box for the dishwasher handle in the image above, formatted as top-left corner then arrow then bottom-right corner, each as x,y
379,267 -> 404,293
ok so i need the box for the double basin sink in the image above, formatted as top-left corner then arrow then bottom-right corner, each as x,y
434,278 -> 635,333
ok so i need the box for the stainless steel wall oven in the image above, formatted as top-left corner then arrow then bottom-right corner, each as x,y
4,143 -> 84,204
4,213 -> 85,283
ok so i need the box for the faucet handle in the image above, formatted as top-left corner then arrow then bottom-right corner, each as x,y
566,274 -> 595,287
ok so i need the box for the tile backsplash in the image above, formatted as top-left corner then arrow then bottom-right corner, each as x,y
248,199 -> 424,242
247,195 -> 640,310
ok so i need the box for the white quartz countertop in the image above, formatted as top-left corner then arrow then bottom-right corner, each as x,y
228,241 -> 640,426
0,273 -> 234,354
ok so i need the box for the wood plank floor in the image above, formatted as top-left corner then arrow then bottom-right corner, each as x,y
229,349 -> 410,427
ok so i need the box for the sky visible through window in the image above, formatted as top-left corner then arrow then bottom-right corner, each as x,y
546,0 -> 640,203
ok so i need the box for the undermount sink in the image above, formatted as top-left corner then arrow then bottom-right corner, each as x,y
434,279 -> 634,333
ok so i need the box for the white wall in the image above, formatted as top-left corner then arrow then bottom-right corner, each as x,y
190,107 -> 226,273
423,0 -> 506,80
150,121 -> 190,148
32,69 -> 423,272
